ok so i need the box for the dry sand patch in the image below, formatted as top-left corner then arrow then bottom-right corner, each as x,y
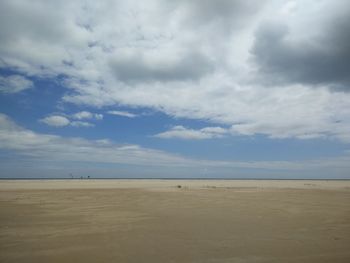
1,181 -> 350,263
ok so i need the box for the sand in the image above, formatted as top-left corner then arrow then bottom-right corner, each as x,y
1,180 -> 350,263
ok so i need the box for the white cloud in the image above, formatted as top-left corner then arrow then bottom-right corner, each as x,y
0,75 -> 33,93
40,115 -> 70,127
1,0 -> 350,142
72,111 -> 103,120
70,121 -> 94,128
40,111 -> 102,128
201,127 -> 228,135
155,125 -> 228,140
107,110 -> 137,118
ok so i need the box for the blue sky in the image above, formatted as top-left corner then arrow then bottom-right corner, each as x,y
0,0 -> 350,178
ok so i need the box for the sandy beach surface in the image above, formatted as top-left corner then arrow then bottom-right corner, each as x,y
1,179 -> 350,263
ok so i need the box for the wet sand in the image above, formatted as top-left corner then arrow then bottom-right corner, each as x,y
1,180 -> 350,263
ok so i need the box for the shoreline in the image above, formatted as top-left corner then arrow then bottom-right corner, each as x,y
1,179 -> 350,190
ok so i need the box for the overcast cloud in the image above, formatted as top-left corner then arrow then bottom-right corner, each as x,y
251,4 -> 350,89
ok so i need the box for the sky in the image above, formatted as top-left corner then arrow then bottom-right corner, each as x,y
0,0 -> 350,179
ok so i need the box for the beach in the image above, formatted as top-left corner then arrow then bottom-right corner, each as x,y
1,179 -> 350,262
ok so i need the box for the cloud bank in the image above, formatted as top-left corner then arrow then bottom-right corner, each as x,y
1,113 -> 350,173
